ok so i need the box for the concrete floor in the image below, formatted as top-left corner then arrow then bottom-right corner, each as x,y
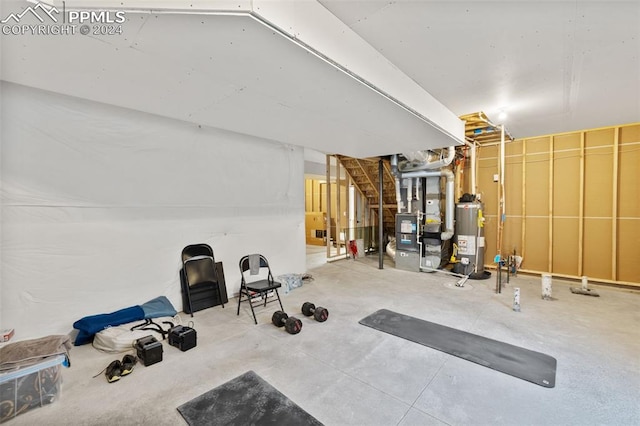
7,249 -> 640,425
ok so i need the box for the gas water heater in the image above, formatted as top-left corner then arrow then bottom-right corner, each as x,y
453,201 -> 487,278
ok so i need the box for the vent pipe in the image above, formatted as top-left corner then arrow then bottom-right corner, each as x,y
391,150 -> 456,240
398,147 -> 455,172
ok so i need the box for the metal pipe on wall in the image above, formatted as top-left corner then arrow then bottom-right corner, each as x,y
390,155 -> 404,212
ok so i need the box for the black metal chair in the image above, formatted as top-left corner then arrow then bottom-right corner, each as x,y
181,244 -> 225,317
237,254 -> 284,324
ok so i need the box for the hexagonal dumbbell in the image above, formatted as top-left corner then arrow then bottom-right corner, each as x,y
301,302 -> 329,322
271,311 -> 303,334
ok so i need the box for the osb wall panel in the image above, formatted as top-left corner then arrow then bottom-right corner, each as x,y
554,133 -> 581,151
305,179 -> 323,213
502,217 -> 523,255
618,219 -> 640,282
312,180 -> 321,212
619,144 -> 639,218
505,139 -> 522,156
524,218 -> 549,271
482,214 -> 497,264
524,152 -> 549,217
526,137 -> 550,154
583,218 -> 613,280
553,150 -> 580,217
584,146 -> 613,218
552,218 -> 579,276
585,128 -> 615,148
505,156 -> 523,216
320,183 -> 327,212
620,125 -> 640,144
474,123 -> 639,286
477,157 -> 498,215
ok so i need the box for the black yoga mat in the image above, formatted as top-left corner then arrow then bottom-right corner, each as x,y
359,309 -> 557,388
177,370 -> 324,426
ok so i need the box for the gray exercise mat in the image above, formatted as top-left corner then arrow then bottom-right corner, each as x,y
359,309 -> 556,388
177,370 -> 324,426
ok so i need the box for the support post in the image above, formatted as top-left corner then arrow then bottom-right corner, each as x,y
612,127 -> 619,281
548,136 -> 554,272
521,139 -> 527,261
326,155 -> 332,259
336,159 -> 342,257
379,159 -> 384,269
578,132 -> 585,276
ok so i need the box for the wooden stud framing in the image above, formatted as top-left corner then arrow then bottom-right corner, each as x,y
521,139 -> 527,261
326,154 -> 332,259
336,159 -> 342,257
346,172 -> 351,242
511,268 -> 639,288
548,136 -> 554,272
612,127 -> 619,281
578,132 -> 585,276
480,122 -> 639,287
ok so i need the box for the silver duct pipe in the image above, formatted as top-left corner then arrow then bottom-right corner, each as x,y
395,168 -> 455,241
398,146 -> 455,172
390,153 -> 399,174
391,154 -> 404,212
386,237 -> 397,260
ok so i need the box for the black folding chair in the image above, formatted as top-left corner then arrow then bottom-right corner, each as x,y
181,244 -> 225,317
237,254 -> 284,324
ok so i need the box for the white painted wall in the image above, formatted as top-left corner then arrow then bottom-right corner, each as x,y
0,82 -> 306,340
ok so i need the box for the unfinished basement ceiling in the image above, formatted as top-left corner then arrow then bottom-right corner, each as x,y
319,0 -> 640,139
0,0 -> 465,159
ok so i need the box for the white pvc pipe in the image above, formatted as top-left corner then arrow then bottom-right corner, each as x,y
406,178 -> 412,213
395,178 -> 403,212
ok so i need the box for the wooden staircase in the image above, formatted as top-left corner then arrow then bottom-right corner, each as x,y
335,155 -> 398,234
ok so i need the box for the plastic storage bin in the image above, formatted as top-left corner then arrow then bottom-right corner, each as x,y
0,355 -> 65,423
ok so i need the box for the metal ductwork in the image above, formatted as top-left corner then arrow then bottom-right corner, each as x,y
396,147 -> 455,173
390,154 -> 455,241
398,169 -> 454,241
